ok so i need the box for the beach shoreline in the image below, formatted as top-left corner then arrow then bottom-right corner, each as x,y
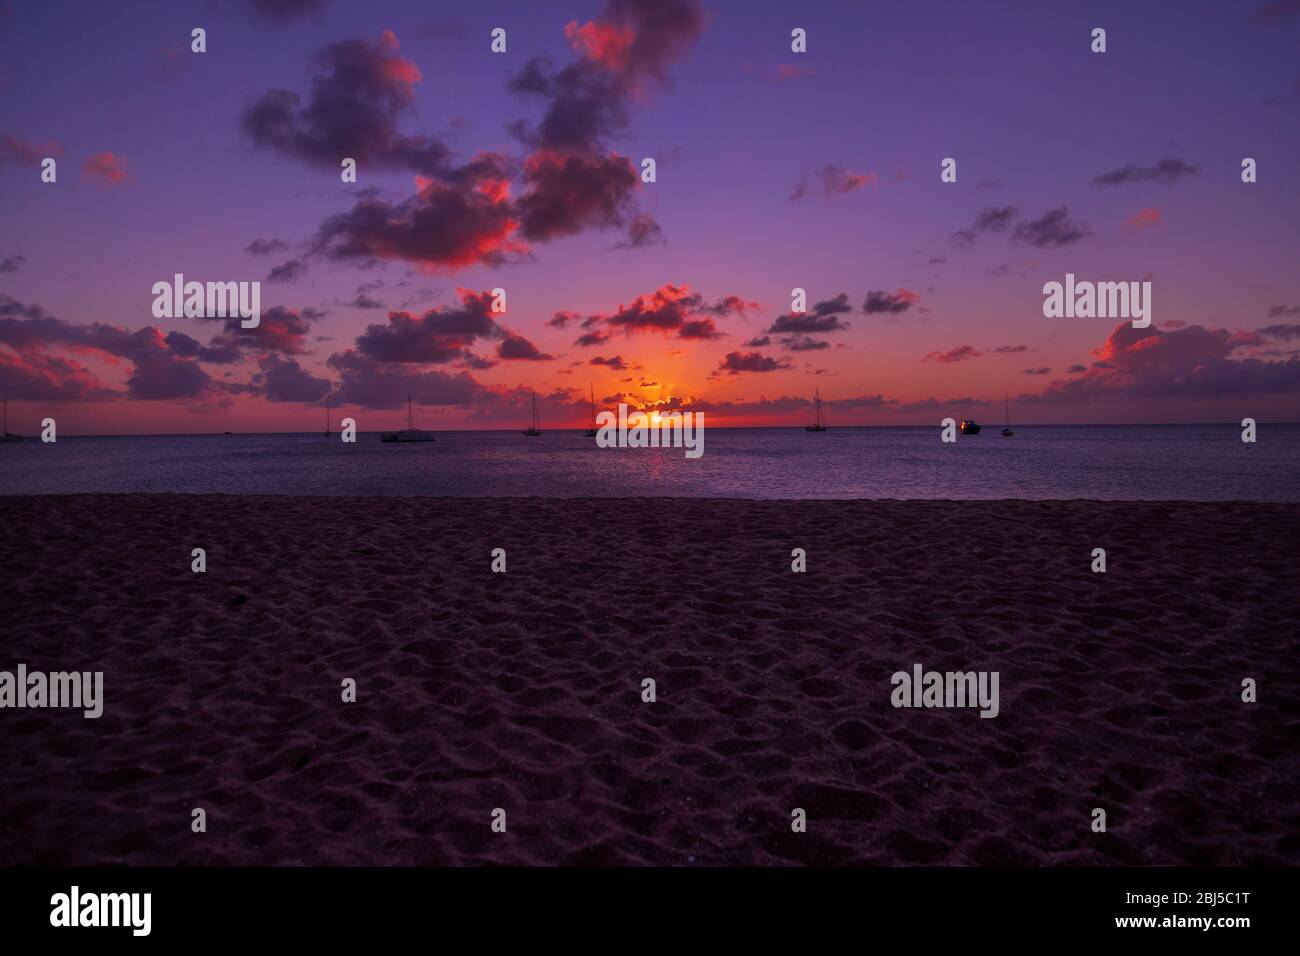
2,494 -> 1296,865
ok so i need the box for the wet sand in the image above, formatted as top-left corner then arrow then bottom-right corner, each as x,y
1,494 -> 1297,865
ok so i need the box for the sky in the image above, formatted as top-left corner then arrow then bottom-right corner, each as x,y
1,0 -> 1299,434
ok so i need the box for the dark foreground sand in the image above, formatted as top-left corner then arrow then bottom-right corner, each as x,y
1,495 -> 1297,866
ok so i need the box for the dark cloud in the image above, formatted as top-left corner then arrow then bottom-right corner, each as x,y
246,0 -> 328,24
590,354 -> 631,371
1259,323 -> 1300,340
766,293 -> 852,334
862,289 -> 919,315
780,335 -> 830,351
516,149 -> 638,241
790,165 -> 876,201
1092,157 -> 1199,186
547,310 -> 580,329
992,344 -> 1030,354
245,238 -> 289,255
614,212 -> 665,249
497,331 -> 554,361
0,254 -> 24,273
921,345 -> 983,364
1022,366 -> 1052,376
0,296 -> 217,400
575,328 -> 611,347
352,290 -> 501,364
590,284 -> 749,341
310,176 -> 518,270
242,31 -> 456,176
1011,206 -> 1091,248
717,351 -> 794,375
201,305 -> 317,356
253,354 -> 332,402
267,258 -> 307,283
1028,322 -> 1300,404
951,205 -> 1016,247
1266,305 -> 1300,318
327,349 -> 483,409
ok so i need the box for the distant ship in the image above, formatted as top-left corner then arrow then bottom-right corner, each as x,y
523,390 -> 541,437
1001,394 -> 1014,438
583,384 -> 598,438
805,387 -> 828,432
381,396 -> 435,443
1,396 -> 23,442
959,419 -> 981,435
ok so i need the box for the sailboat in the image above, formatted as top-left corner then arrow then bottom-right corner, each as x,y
1,396 -> 23,442
380,395 -> 435,442
805,387 -> 828,432
323,396 -> 331,438
583,384 -> 599,437
1001,394 -> 1014,437
522,390 -> 541,436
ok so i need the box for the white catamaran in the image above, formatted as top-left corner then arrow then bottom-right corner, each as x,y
381,395 -> 436,443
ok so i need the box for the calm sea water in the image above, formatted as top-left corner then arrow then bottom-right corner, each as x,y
0,425 -> 1296,500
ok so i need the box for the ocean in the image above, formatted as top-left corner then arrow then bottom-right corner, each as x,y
1,424 -> 1295,500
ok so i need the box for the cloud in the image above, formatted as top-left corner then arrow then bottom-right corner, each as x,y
1011,206 -> 1090,248
717,351 -> 794,375
1125,207 -> 1163,229
497,331 -> 554,361
614,212 -> 665,249
1266,305 -> 1300,318
245,0 -> 328,24
0,296 -> 221,400
790,165 -> 877,201
0,132 -> 60,167
201,305 -> 318,356
327,349 -> 483,409
1259,323 -> 1300,340
951,205 -> 1016,246
267,258 -> 308,283
766,292 -> 853,334
82,151 -> 127,186
921,345 -> 983,364
0,254 -> 24,273
311,172 -> 520,271
245,238 -> 289,255
590,354 -> 631,371
992,344 -> 1030,354
1092,157 -> 1199,186
351,289 -> 503,364
252,353 -> 332,402
780,335 -> 830,351
242,32 -> 458,176
1022,366 -> 1052,376
1027,321 -> 1300,403
515,148 -> 638,241
584,283 -> 752,342
862,289 -> 919,315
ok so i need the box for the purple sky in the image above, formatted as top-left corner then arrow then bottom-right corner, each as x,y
2,0 -> 1299,434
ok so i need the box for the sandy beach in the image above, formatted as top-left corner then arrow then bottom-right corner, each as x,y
1,494 -> 1296,866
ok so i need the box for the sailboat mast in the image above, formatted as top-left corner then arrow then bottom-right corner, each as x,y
589,383 -> 595,428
